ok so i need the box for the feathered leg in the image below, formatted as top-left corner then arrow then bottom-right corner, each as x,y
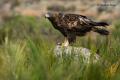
67,33 -> 76,46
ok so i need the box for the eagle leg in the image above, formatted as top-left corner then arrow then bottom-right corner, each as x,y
67,33 -> 76,46
62,37 -> 69,47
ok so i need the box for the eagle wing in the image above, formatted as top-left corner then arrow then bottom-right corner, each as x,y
58,14 -> 93,29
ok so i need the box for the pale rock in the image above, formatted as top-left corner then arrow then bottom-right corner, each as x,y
54,45 -> 100,63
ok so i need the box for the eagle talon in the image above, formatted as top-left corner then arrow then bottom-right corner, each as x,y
61,37 -> 69,47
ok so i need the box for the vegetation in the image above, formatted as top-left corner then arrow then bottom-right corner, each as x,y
0,15 -> 120,80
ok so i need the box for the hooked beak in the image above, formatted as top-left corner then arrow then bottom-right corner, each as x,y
45,13 -> 50,18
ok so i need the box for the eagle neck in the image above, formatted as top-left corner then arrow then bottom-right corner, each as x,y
48,18 -> 58,28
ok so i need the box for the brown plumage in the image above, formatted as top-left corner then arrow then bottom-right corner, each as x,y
45,12 -> 109,46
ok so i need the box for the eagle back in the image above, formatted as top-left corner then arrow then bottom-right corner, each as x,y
55,13 -> 93,29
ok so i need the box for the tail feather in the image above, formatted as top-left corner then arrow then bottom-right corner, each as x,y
93,28 -> 109,35
91,22 -> 109,27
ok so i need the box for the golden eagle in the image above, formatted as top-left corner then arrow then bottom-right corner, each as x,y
45,12 -> 109,46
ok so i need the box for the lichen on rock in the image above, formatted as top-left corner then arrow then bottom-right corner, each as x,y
54,45 -> 100,63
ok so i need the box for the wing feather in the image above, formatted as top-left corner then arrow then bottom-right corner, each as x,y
57,13 -> 93,29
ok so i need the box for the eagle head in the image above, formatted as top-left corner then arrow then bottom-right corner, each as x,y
45,12 -> 54,18
45,12 -> 61,19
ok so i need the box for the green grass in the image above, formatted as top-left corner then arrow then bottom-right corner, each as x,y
0,15 -> 120,80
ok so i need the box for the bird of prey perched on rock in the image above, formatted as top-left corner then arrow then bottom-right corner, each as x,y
45,12 -> 109,46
